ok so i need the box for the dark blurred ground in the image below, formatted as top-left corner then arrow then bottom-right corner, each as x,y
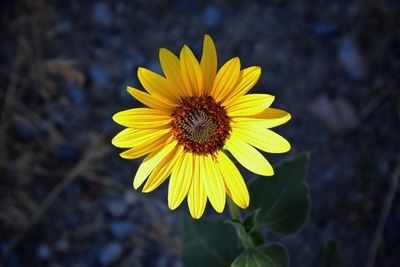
1,0 -> 400,266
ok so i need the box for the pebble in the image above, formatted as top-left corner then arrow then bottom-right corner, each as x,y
89,66 -> 108,87
53,144 -> 81,162
94,232 -> 109,244
110,221 -> 135,239
92,2 -> 112,27
203,5 -> 221,28
124,191 -> 138,205
55,238 -> 69,252
54,20 -> 72,34
174,0 -> 200,12
14,121 -> 33,141
37,244 -> 52,260
85,248 -> 99,267
312,22 -> 337,37
308,95 -> 360,135
6,252 -> 21,267
99,242 -> 123,266
67,84 -> 86,106
338,37 -> 367,79
36,121 -> 50,139
105,199 -> 128,218
66,214 -> 79,229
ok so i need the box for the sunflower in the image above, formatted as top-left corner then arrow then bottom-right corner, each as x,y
112,35 -> 291,219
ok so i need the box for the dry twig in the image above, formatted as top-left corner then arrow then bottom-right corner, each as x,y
1,137 -> 110,261
366,102 -> 400,267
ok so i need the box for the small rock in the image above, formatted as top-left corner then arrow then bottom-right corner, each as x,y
36,121 -> 50,139
55,238 -> 69,252
334,97 -> 360,130
37,244 -> 52,260
92,2 -> 112,27
14,121 -> 34,141
53,144 -> 81,162
85,248 -> 99,267
89,66 -> 108,87
124,191 -> 138,205
66,214 -> 79,229
312,22 -> 337,37
54,20 -> 72,34
110,221 -> 135,239
203,5 -> 221,28
308,95 -> 360,135
338,37 -> 367,79
94,232 -> 109,244
99,242 -> 123,266
67,84 -> 86,106
174,0 -> 200,12
105,199 -> 127,218
4,249 -> 21,267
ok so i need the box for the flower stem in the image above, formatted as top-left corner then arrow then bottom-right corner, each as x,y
227,198 -> 242,222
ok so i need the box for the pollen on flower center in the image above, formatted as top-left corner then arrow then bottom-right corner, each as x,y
182,110 -> 217,144
170,96 -> 231,155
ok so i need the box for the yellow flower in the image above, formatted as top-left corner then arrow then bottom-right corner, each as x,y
112,35 -> 291,219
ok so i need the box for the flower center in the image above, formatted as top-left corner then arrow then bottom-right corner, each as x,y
182,110 -> 217,144
170,96 -> 231,155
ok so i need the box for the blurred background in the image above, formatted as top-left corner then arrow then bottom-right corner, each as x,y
1,0 -> 399,266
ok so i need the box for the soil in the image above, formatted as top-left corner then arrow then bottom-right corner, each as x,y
1,0 -> 399,266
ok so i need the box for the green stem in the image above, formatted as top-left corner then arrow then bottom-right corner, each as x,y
227,198 -> 242,222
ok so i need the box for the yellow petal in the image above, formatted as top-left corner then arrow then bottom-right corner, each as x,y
168,152 -> 194,210
187,154 -> 207,219
133,140 -> 177,189
217,152 -> 249,208
119,130 -> 171,159
225,135 -> 274,176
203,156 -> 226,213
233,126 -> 291,153
233,108 -> 291,128
210,57 -> 241,102
112,128 -> 169,148
159,48 -> 187,97
127,86 -> 175,112
200,34 -> 217,95
180,45 -> 203,96
112,108 -> 171,129
223,66 -> 261,106
137,67 -> 179,105
142,145 -> 183,193
226,94 -> 275,117
112,128 -> 141,148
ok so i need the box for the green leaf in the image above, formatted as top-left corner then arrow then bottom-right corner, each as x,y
226,210 -> 263,248
249,231 -> 264,247
181,216 -> 242,267
242,209 -> 260,233
226,220 -> 254,249
248,152 -> 310,235
323,240 -> 341,267
231,243 -> 288,267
